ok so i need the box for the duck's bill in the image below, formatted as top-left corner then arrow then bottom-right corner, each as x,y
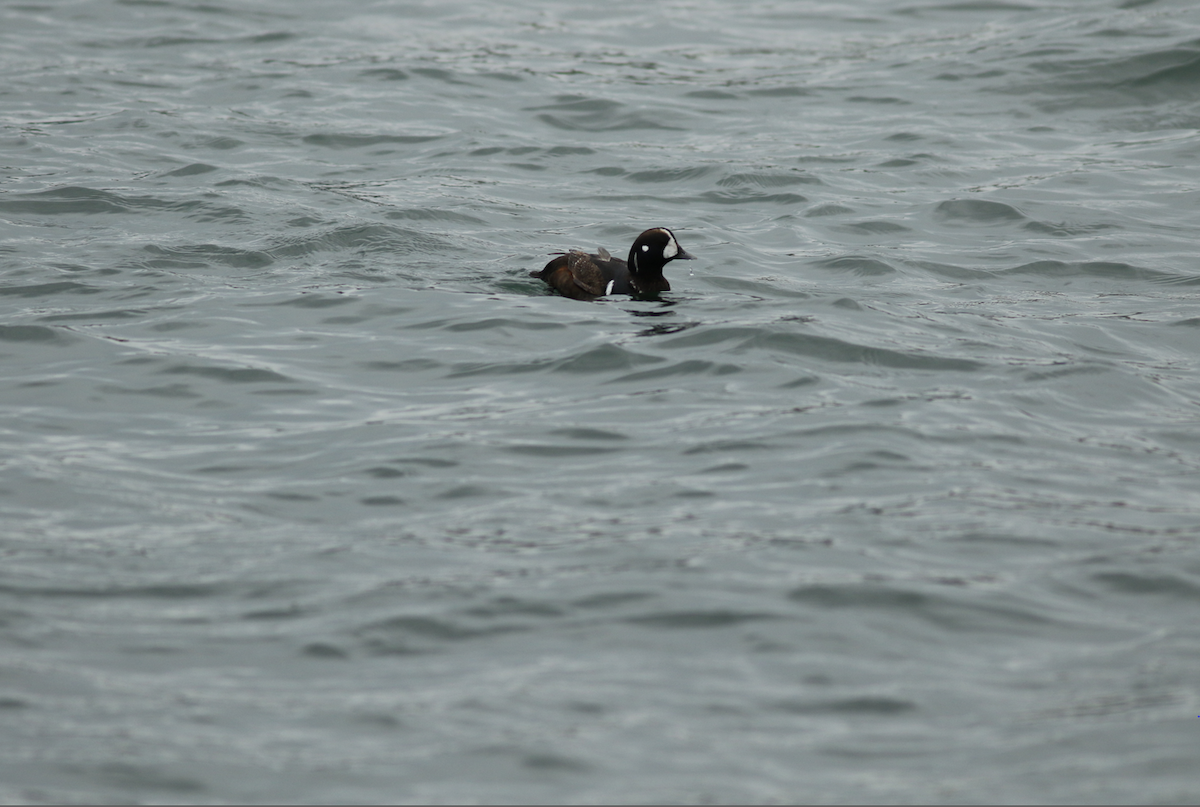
675,248 -> 696,260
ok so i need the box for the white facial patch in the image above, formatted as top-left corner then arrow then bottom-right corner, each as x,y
641,245 -> 649,252
604,279 -> 615,295
663,236 -> 678,260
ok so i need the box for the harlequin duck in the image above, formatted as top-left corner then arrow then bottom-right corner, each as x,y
530,227 -> 694,301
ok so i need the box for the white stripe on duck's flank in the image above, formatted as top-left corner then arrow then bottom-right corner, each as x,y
605,279 -> 615,295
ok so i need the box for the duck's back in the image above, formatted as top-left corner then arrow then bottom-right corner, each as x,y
531,248 -> 633,301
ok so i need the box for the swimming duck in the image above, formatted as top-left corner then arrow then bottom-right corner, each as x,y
530,227 -> 694,301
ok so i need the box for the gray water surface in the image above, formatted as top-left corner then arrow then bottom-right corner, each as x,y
2,0 -> 1200,802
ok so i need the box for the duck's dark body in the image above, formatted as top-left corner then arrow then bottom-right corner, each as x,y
531,227 -> 693,301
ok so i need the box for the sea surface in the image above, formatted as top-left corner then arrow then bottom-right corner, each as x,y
2,0 -> 1200,802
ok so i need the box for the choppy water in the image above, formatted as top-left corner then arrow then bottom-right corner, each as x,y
3,0 -> 1200,802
